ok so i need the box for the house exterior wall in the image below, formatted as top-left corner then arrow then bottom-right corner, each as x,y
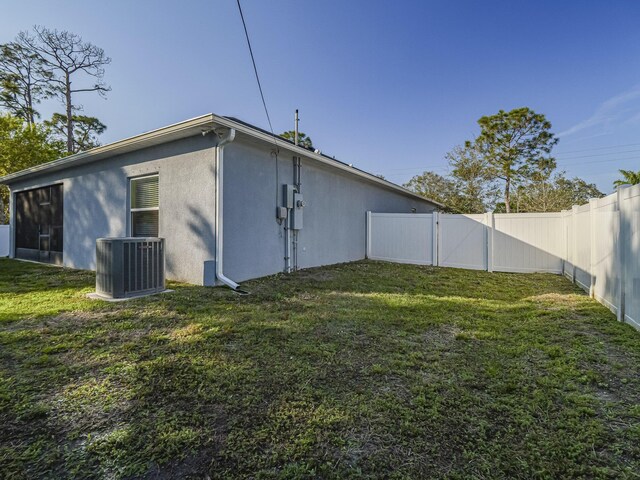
222,141 -> 436,282
6,133 -> 437,286
7,135 -> 218,285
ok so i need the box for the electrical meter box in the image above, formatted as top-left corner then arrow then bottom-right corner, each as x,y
292,192 -> 304,230
283,184 -> 296,209
276,206 -> 288,220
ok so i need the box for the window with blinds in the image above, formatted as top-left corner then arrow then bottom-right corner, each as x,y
130,175 -> 159,237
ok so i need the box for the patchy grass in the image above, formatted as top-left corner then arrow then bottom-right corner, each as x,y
0,258 -> 639,479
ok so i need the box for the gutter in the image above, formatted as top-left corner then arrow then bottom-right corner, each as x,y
214,128 -> 243,291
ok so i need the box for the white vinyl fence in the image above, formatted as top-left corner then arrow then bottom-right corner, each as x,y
562,185 -> 640,329
492,213 -> 565,273
366,213 -> 435,265
367,211 -> 564,274
367,183 -> 640,331
0,225 -> 9,257
438,214 -> 487,270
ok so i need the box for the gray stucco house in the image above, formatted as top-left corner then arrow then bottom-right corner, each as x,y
0,113 -> 439,287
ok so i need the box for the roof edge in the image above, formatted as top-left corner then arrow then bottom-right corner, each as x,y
0,112 -> 443,208
0,114 -> 215,184
212,115 -> 444,208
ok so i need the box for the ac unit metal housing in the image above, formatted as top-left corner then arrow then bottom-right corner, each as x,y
96,237 -> 165,299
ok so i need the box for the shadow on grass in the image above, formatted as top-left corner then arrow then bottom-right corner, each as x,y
1,258 -> 640,478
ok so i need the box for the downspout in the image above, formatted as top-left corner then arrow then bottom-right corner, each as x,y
214,128 -> 242,290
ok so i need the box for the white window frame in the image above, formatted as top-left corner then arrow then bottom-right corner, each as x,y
129,174 -> 159,237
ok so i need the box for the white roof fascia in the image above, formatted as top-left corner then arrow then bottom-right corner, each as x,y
0,112 -> 443,208
0,114 -> 216,184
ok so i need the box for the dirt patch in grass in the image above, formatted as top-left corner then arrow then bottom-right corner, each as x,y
294,269 -> 337,282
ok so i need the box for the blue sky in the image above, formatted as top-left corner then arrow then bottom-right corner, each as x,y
2,0 -> 640,193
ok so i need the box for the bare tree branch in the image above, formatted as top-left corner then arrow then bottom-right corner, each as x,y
27,26 -> 111,152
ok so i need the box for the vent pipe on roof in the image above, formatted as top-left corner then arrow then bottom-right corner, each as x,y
214,128 -> 243,291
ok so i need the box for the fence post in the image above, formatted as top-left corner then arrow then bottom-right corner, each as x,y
486,211 -> 494,272
560,210 -> 567,276
366,211 -> 372,259
616,187 -> 627,323
571,205 -> 578,284
589,198 -> 597,297
432,211 -> 439,267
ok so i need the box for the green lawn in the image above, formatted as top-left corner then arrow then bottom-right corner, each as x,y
0,258 -> 639,479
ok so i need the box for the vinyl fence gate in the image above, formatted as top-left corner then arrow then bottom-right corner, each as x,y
367,211 -> 564,274
366,184 -> 640,332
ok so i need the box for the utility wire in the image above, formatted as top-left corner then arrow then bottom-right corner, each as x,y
379,154 -> 640,178
380,146 -> 640,173
234,5 -> 635,187
554,149 -> 640,160
560,155 -> 640,167
554,142 -> 640,156
235,0 -> 280,206
380,148 -> 640,174
236,0 -> 277,147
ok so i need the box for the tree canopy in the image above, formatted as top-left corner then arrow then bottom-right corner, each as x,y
494,172 -> 602,213
472,107 -> 558,213
405,108 -> 603,213
613,169 -> 640,188
280,130 -> 313,149
0,33 -> 55,124
45,113 -> 106,153
404,144 -> 498,213
446,144 -> 499,213
1,26 -> 110,153
0,113 -> 64,222
0,26 -> 110,223
404,171 -> 457,210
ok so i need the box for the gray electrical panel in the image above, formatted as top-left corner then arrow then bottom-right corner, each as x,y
283,184 -> 304,230
292,192 -> 304,230
283,184 -> 296,209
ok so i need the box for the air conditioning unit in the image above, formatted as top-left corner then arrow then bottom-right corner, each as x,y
96,237 -> 165,299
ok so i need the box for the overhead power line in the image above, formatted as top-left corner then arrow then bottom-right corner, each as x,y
380,144 -> 640,173
235,0 -> 280,206
554,142 -> 640,156
236,0 -> 277,147
555,149 -> 640,160
380,154 -> 640,179
560,155 -> 640,167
